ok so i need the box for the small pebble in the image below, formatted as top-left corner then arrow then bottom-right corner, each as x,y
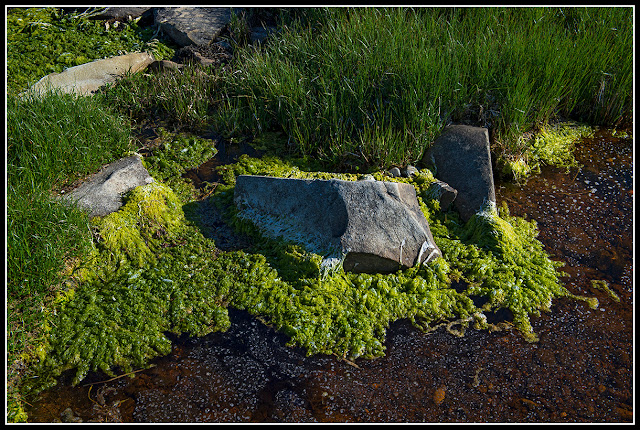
387,167 -> 401,178
401,165 -> 419,177
433,385 -> 446,405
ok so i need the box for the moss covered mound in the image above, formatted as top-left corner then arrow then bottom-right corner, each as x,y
32,153 -> 597,391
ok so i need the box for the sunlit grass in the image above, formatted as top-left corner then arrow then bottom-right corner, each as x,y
209,7 -> 632,169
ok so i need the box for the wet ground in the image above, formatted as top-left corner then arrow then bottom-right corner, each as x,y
25,128 -> 633,423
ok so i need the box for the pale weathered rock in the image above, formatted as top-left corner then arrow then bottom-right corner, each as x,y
24,52 -> 155,97
62,156 -> 155,218
421,125 -> 495,222
234,175 -> 441,273
154,7 -> 232,47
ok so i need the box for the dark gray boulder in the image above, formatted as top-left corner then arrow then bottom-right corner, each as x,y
421,125 -> 495,222
234,175 -> 441,274
62,156 -> 155,218
154,7 -> 232,47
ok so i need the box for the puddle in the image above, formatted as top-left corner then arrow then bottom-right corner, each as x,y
25,129 -> 633,422
182,137 -> 264,189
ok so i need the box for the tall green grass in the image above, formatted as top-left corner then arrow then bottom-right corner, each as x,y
209,7 -> 632,168
7,91 -> 134,298
95,65 -> 221,131
6,89 -> 135,421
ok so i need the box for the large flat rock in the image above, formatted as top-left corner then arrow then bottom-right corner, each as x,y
25,52 -> 155,97
421,125 -> 496,222
234,175 -> 442,274
62,156 -> 155,218
154,7 -> 232,47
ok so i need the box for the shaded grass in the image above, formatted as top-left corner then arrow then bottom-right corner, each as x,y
95,64 -> 222,132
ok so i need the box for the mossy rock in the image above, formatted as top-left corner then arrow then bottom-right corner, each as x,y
32,151 -> 598,392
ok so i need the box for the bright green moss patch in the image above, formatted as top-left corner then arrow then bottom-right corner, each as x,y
90,182 -> 186,268
30,182 -> 230,390
207,154 -> 595,352
33,150 -> 597,392
499,122 -> 594,183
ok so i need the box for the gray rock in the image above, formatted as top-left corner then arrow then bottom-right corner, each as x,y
62,156 -> 155,219
23,52 -> 155,97
251,25 -> 278,44
426,180 -> 458,212
421,125 -> 495,222
147,60 -> 183,74
387,167 -> 401,178
401,165 -> 419,178
215,40 -> 233,52
234,175 -> 441,274
154,7 -> 232,47
89,7 -> 152,21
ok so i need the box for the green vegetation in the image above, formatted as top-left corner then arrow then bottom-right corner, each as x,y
500,122 -> 595,182
591,279 -> 621,303
95,65 -> 221,132
6,7 -> 175,95
207,7 -> 632,170
6,89 -> 136,422
29,182 -> 231,389
6,6 -> 631,422
30,153 -> 595,393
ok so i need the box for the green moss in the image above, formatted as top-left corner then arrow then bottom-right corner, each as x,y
91,182 -> 186,267
33,147 -> 597,391
142,130 -> 219,202
591,279 -> 620,303
208,154 -> 591,351
6,7 -> 176,94
30,182 -> 230,390
448,202 -> 572,342
499,121 -> 594,183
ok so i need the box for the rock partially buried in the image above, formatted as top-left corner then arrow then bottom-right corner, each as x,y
88,7 -> 152,21
62,155 -> 155,219
154,7 -> 232,47
427,180 -> 458,212
24,52 -> 155,97
234,175 -> 442,274
421,125 -> 496,222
